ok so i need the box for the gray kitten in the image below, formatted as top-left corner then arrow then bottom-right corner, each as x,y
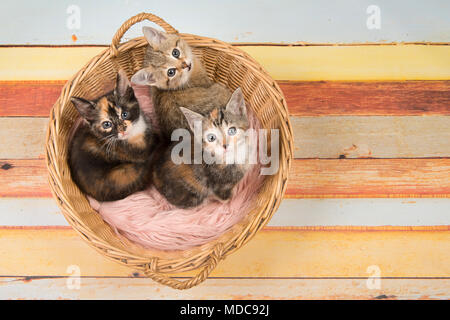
152,88 -> 250,208
131,26 -> 231,139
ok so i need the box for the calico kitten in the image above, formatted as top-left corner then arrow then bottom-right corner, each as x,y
152,88 -> 249,209
131,26 -> 231,139
69,70 -> 158,201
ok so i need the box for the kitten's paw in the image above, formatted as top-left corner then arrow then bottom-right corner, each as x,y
212,188 -> 233,203
213,196 -> 231,205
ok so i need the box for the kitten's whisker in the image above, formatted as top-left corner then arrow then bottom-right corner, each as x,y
106,138 -> 117,158
99,134 -> 115,150
106,140 -> 113,157
99,134 -> 114,143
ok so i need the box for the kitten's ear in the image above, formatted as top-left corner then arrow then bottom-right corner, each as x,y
71,97 -> 96,121
180,107 -> 204,131
226,87 -> 247,117
114,69 -> 132,97
131,68 -> 156,86
142,26 -> 167,49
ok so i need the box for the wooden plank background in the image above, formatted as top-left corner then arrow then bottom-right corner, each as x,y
0,3 -> 449,299
2,46 -> 450,80
3,80 -> 449,117
3,116 -> 450,159
2,159 -> 450,198
1,0 -> 449,44
2,278 -> 448,300
1,198 -> 449,227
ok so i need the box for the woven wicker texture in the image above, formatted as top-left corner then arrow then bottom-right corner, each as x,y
45,12 -> 293,289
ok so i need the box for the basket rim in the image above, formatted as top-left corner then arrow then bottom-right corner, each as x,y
45,31 -> 294,286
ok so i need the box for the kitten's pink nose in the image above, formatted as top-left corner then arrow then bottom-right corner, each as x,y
181,61 -> 191,70
118,131 -> 127,138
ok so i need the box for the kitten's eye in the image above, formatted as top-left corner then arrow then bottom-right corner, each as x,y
172,48 -> 180,58
167,68 -> 176,77
102,121 -> 112,129
206,133 -> 216,142
228,127 -> 237,136
121,111 -> 129,120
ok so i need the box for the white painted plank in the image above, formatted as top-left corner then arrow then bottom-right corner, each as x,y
2,116 -> 450,159
292,116 -> 450,158
0,277 -> 448,300
0,198 -> 448,227
272,199 -> 450,226
0,118 -> 48,159
1,0 -> 449,45
0,198 -> 67,226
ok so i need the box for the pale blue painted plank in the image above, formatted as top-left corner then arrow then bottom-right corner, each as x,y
0,0 -> 449,45
271,199 -> 450,227
0,198 -> 67,226
0,198 -> 449,227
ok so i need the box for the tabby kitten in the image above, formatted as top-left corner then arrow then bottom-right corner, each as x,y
131,26 -> 231,139
153,88 -> 250,209
69,70 -> 158,201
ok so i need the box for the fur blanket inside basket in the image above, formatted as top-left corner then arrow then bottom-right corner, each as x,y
84,84 -> 264,251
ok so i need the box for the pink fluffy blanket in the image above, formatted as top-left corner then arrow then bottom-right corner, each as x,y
84,84 -> 264,251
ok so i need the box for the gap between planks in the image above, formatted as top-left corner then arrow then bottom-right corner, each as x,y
1,42 -> 448,48
1,226 -> 449,231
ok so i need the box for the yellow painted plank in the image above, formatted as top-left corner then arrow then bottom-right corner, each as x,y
0,229 -> 448,278
242,45 -> 450,80
0,277 -> 448,300
0,45 -> 449,81
0,47 -> 103,81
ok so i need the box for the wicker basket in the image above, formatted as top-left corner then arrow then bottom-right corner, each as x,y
45,12 -> 293,290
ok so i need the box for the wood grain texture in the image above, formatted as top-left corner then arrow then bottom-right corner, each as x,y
0,81 -> 63,116
283,81 -> 450,116
287,158 -> 450,197
2,116 -> 450,159
291,116 -> 450,158
0,160 -> 49,197
2,158 -> 450,198
0,229 -> 448,278
2,80 -> 449,117
1,46 -> 449,81
2,198 -> 449,227
0,118 -> 47,159
1,277 -> 448,300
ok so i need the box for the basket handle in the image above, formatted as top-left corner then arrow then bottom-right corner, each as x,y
110,12 -> 178,57
144,243 -> 224,290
